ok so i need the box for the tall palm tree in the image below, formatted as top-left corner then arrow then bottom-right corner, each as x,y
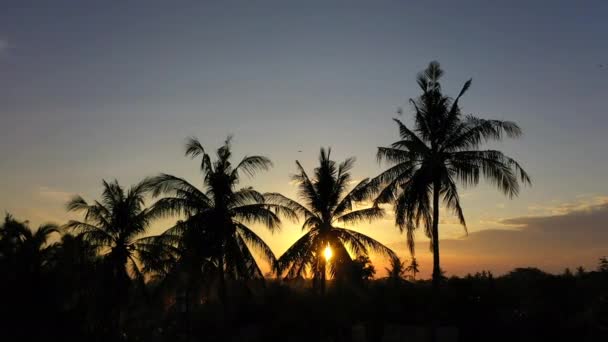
65,179 -> 161,333
373,61 -> 530,310
268,148 -> 396,294
405,257 -> 420,280
147,137 -> 296,304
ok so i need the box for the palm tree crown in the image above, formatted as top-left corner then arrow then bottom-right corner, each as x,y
269,148 -> 396,292
0,214 -> 59,275
374,61 -> 531,287
405,257 -> 420,280
385,256 -> 407,280
65,179 -> 159,286
147,137 -> 296,302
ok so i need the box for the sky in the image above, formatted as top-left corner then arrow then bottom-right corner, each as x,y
1,0 -> 607,277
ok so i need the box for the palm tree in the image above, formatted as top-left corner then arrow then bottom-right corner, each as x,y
373,61 -> 530,322
405,257 -> 420,280
0,214 -> 60,339
268,148 -> 396,294
65,179 -> 162,333
147,137 -> 296,305
0,213 -> 60,279
385,256 -> 407,281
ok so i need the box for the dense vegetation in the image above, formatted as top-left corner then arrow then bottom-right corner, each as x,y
2,62 -> 605,341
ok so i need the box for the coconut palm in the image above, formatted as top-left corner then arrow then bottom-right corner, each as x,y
268,148 -> 396,294
0,213 -> 60,278
373,61 -> 530,308
146,137 -> 296,304
385,256 -> 407,281
65,179 -> 163,334
0,214 -> 60,339
405,257 -> 420,280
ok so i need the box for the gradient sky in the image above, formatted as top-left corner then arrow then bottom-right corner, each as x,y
1,0 -> 607,277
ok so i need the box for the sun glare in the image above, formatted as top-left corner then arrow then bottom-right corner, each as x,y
324,243 -> 333,262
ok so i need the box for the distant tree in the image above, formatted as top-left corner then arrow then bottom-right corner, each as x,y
598,257 -> 608,273
576,266 -> 586,277
385,256 -> 407,280
563,268 -> 573,277
269,148 -> 396,294
405,257 -> 420,280
372,61 -> 531,315
351,254 -> 376,282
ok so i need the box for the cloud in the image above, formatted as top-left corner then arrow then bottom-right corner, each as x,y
37,186 -> 74,203
525,195 -> 608,215
437,199 -> 608,274
382,196 -> 608,277
0,39 -> 8,52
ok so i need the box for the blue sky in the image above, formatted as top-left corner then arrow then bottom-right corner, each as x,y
1,0 -> 607,276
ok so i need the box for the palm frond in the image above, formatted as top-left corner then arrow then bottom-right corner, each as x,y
236,224 -> 277,269
335,206 -> 384,225
334,227 -> 396,259
232,155 -> 273,178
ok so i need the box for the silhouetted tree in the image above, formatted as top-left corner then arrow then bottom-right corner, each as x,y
372,61 -> 531,325
269,148 -> 396,294
65,179 -> 161,335
405,256 -> 420,280
599,257 -> 608,273
147,137 -> 295,305
385,256 -> 407,281
0,214 -> 60,339
351,254 -> 376,282
576,266 -> 586,277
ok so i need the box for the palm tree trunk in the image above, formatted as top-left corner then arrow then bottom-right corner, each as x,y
320,260 -> 326,295
430,179 -> 441,342
218,251 -> 227,305
185,283 -> 191,334
431,180 -> 441,292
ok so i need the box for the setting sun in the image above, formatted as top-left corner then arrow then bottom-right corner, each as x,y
324,244 -> 333,262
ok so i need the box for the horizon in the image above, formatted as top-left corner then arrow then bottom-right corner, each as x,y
2,0 -> 608,278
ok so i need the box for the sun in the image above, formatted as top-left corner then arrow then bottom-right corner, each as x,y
324,243 -> 333,262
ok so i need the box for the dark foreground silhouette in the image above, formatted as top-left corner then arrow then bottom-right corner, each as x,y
1,222 -> 608,342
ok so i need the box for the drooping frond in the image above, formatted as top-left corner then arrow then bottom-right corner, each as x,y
441,173 -> 467,231
232,155 -> 273,178
184,137 -> 206,158
236,224 -> 277,269
334,227 -> 397,259
146,174 -> 208,200
450,149 -> 531,198
335,206 -> 384,225
442,116 -> 523,152
64,220 -> 114,250
264,192 -> 317,220
293,160 -> 321,212
276,230 -> 318,277
231,204 -> 283,233
333,178 -> 375,217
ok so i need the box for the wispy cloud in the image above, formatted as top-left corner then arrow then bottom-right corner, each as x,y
37,186 -> 74,203
382,195 -> 608,277
525,194 -> 608,216
0,38 -> 8,53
